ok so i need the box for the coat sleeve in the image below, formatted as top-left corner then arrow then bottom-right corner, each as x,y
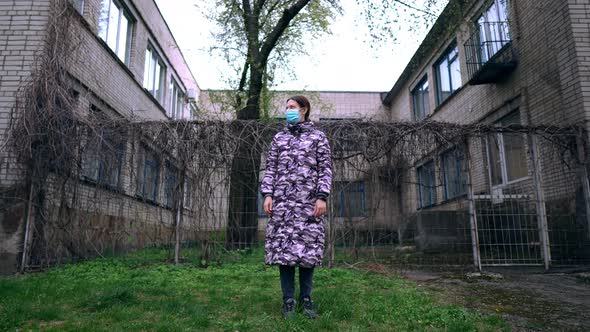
260,134 -> 279,197
316,132 -> 332,198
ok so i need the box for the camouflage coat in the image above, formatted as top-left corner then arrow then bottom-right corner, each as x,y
260,121 -> 333,267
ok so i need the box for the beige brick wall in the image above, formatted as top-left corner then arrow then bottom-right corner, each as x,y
0,0 -> 52,274
385,0 -> 589,215
72,0 -> 200,121
0,0 -> 205,273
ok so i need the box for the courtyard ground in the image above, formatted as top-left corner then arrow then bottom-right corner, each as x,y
0,248 -> 508,331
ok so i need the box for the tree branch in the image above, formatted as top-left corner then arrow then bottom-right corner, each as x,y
258,0 -> 311,66
235,60 -> 249,107
393,0 -> 436,17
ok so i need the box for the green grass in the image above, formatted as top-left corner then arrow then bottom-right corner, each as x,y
0,248 -> 508,331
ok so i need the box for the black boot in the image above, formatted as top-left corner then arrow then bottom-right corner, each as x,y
282,298 -> 295,319
300,297 -> 318,319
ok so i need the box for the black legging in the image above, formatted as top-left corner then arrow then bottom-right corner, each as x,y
279,265 -> 314,302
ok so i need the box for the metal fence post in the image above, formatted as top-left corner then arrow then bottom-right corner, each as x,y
20,181 -> 36,273
575,135 -> 590,240
465,139 -> 482,271
529,134 -> 551,270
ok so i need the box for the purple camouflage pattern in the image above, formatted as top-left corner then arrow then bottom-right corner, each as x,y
260,121 -> 333,267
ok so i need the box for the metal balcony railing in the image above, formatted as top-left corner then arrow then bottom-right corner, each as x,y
464,21 -> 517,85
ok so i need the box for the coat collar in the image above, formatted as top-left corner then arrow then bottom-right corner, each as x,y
284,120 -> 315,135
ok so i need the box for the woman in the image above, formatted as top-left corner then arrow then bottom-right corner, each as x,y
260,95 -> 332,319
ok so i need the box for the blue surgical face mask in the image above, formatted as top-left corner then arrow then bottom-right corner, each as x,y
286,109 -> 300,124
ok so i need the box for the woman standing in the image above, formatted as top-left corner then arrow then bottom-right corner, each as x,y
260,95 -> 332,319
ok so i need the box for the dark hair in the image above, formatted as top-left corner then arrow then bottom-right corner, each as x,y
287,95 -> 311,121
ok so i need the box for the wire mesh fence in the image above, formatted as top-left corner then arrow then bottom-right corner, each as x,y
2,106 -> 589,274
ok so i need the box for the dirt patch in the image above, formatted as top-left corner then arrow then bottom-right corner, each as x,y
401,268 -> 590,331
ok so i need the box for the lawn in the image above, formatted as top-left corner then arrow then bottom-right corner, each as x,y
0,248 -> 508,331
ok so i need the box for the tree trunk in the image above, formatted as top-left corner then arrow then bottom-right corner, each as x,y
226,127 -> 261,249
226,0 -> 311,249
226,64 -> 264,249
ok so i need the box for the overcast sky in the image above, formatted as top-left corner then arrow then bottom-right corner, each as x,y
154,0 -> 445,92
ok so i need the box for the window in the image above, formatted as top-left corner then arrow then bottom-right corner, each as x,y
477,0 -> 510,63
441,148 -> 468,200
143,45 -> 165,102
435,44 -> 462,105
189,104 -> 198,121
81,107 -> 125,189
136,146 -> 159,202
183,178 -> 193,210
487,111 -> 528,186
98,0 -> 132,63
168,79 -> 185,119
417,161 -> 436,208
333,181 -> 366,217
412,76 -> 430,121
164,161 -> 178,208
69,0 -> 84,14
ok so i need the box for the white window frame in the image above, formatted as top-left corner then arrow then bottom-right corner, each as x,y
98,0 -> 132,64
190,104 -> 196,121
143,44 -> 166,103
485,112 -> 529,188
169,78 -> 185,119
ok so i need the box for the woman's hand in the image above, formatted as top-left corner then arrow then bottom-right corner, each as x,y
263,196 -> 273,215
314,199 -> 326,217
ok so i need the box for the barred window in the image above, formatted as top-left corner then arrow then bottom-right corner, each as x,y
136,146 -> 160,202
81,107 -> 125,189
441,148 -> 468,200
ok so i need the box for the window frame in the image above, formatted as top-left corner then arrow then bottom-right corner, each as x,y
485,111 -> 528,188
411,76 -> 430,121
136,145 -> 160,202
333,181 -> 367,218
81,106 -> 125,190
441,147 -> 467,200
416,160 -> 437,209
168,78 -> 185,119
143,44 -> 166,103
189,103 -> 198,121
98,0 -> 133,64
183,177 -> 193,211
435,43 -> 462,105
164,160 -> 179,209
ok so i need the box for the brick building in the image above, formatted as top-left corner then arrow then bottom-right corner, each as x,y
382,0 -> 590,268
0,0 -> 202,273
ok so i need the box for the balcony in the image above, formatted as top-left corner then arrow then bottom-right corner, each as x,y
464,21 -> 517,85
